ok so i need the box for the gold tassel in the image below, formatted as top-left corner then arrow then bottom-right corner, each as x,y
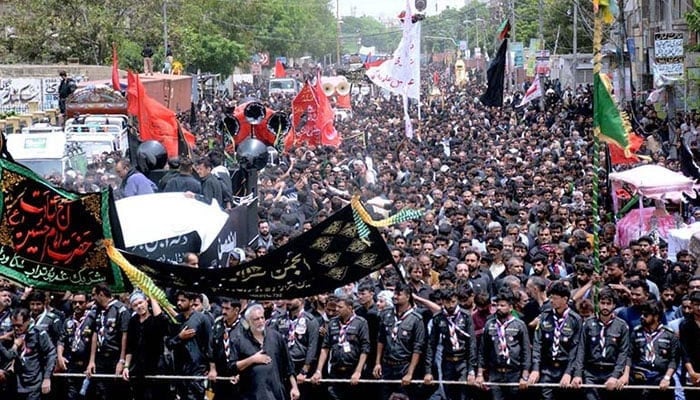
103,240 -> 177,320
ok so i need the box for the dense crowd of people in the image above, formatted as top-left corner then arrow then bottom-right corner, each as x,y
1,62 -> 700,400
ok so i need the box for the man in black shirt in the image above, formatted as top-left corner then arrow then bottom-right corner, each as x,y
167,291 -> 214,400
374,282 -> 426,400
122,292 -> 170,400
57,292 -> 95,400
8,308 -> 57,400
141,44 -> 154,75
86,283 -> 130,400
58,70 -> 76,115
527,281 -> 582,400
312,295 -> 370,400
230,303 -> 300,400
210,297 -> 241,399
425,288 -> 477,400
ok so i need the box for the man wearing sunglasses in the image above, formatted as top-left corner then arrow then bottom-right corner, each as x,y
56,293 -> 96,400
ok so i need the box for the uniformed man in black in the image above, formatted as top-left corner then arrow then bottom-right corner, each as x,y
0,286 -> 13,337
527,280 -> 582,400
477,291 -> 531,400
267,297 -> 320,399
8,308 -> 57,400
56,292 -> 95,400
311,295 -> 370,400
0,285 -> 14,398
424,288 -> 477,400
167,290 -> 214,400
571,287 -> 630,400
680,290 -> 700,400
630,299 -> 679,400
373,282 -> 426,400
355,283 -> 381,389
26,291 -> 62,346
85,283 -> 130,400
210,297 -> 242,399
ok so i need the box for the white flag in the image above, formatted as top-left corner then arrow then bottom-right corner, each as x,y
365,2 -> 421,100
518,75 -> 542,107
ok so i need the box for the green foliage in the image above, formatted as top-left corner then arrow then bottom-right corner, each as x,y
0,0 -> 597,75
687,0 -> 700,51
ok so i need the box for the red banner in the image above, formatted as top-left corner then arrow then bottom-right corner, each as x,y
286,79 -> 340,149
126,72 -> 195,157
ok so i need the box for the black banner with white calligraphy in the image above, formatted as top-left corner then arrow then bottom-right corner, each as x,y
119,205 -> 393,299
0,157 -> 126,292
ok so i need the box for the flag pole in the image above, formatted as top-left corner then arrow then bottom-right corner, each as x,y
592,1 -> 604,312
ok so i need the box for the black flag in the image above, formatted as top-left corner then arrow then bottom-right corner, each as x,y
480,39 -> 508,107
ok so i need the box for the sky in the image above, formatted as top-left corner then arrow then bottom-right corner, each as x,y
337,0 -> 399,19
337,0 -> 467,19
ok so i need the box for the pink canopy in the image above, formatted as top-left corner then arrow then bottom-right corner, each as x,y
609,165 -> 699,203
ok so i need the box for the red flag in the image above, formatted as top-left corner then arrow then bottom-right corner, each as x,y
111,43 -> 120,91
432,71 -> 440,86
609,132 -> 644,165
126,71 -> 195,157
313,75 -> 339,147
335,94 -> 351,109
287,79 -> 340,149
364,58 -> 385,69
274,59 -> 286,78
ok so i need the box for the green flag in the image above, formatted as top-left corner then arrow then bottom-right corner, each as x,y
593,72 -> 629,151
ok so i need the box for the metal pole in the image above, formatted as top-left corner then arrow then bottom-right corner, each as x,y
336,0 -> 341,65
163,1 -> 168,60
573,2 -> 578,90
665,0 -> 676,122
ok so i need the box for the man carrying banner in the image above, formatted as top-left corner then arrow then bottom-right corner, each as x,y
210,297 -> 242,399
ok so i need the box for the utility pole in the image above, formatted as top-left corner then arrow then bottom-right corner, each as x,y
538,0 -> 544,46
572,2 -> 578,90
618,0 -> 626,104
336,0 -> 341,65
163,1 -> 168,60
664,0 -> 676,119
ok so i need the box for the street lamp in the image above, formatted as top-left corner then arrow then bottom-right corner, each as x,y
463,18 -> 485,57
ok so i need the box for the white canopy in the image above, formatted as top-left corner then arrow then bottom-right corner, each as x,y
609,165 -> 699,202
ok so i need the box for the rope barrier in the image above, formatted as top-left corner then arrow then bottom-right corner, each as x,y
51,373 -> 700,390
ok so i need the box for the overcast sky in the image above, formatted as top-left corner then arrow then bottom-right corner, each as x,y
336,0 -> 403,19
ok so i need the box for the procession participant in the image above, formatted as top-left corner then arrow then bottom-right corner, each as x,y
9,308 -> 57,400
230,303 -> 300,400
56,292 -> 95,400
311,295 -> 370,400
373,282 -> 426,400
424,288 -> 477,400
476,291 -> 531,400
571,287 -> 630,400
527,281 -> 583,400
122,292 -> 170,400
630,300 -> 679,400
166,290 -> 214,400
267,297 -> 320,399
210,297 -> 242,399
85,283 -> 130,400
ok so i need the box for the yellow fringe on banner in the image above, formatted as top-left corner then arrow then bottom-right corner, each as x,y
350,196 -> 424,228
103,240 -> 177,320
